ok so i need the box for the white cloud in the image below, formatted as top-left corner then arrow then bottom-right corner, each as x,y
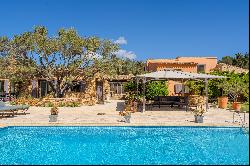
114,36 -> 127,45
115,49 -> 136,59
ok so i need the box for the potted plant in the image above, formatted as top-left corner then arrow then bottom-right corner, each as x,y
192,101 -> 206,123
220,74 -> 247,111
218,96 -> 228,109
123,111 -> 131,123
119,110 -> 131,123
125,92 -> 138,112
49,106 -> 59,122
217,79 -> 228,109
119,103 -> 132,123
192,106 -> 206,123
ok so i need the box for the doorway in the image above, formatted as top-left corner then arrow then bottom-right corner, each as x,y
39,80 -> 48,98
96,81 -> 104,104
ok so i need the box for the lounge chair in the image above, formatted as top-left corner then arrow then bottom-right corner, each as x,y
0,101 -> 30,117
0,106 -> 18,117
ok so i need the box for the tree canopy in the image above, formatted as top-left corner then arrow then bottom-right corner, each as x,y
219,53 -> 249,69
0,26 -> 145,97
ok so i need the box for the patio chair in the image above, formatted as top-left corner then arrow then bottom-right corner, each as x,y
151,96 -> 160,109
177,96 -> 189,111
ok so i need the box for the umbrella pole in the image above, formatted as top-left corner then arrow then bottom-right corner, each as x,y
142,77 -> 146,112
205,78 -> 208,111
136,77 -> 139,97
181,79 -> 185,97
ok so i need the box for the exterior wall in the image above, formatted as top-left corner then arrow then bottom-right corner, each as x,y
148,63 -> 197,72
103,80 -> 110,101
0,76 -> 127,104
65,77 -> 97,105
176,57 -> 217,73
167,80 -> 189,96
146,57 -> 217,73
167,80 -> 175,96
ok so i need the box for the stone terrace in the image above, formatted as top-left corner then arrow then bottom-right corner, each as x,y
0,100 -> 248,127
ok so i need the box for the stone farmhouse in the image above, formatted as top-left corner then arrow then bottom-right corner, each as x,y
0,56 -> 248,104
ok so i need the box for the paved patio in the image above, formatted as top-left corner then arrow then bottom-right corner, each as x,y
0,100 -> 248,127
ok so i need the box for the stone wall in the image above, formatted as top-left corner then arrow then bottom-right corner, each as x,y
65,74 -> 111,105
3,73 -> 130,105
213,63 -> 249,74
103,80 -> 110,101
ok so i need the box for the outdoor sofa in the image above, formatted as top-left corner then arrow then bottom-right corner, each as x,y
151,96 -> 189,111
0,101 -> 29,117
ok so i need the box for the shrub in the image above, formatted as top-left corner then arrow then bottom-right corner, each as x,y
10,97 -> 41,106
64,101 -> 81,107
145,81 -> 168,100
240,103 -> 249,113
186,71 -> 249,102
44,101 -> 54,107
124,81 -> 139,92
58,102 -> 66,107
50,106 -> 59,115
10,97 -> 82,107
124,80 -> 168,100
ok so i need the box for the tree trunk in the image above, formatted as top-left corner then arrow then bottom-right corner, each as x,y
47,80 -> 64,98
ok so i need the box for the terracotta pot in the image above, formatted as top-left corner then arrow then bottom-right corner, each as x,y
232,102 -> 241,112
218,96 -> 228,109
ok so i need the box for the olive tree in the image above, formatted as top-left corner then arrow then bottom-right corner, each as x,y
0,26 -> 119,97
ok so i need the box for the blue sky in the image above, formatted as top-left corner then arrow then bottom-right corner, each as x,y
0,0 -> 249,61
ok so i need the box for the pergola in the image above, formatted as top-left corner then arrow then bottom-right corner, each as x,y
135,70 -> 226,112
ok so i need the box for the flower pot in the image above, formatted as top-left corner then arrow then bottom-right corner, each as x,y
49,115 -> 58,122
194,115 -> 204,123
232,102 -> 241,112
218,96 -> 228,109
124,115 -> 131,123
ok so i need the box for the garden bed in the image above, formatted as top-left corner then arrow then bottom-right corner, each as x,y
10,97 -> 82,107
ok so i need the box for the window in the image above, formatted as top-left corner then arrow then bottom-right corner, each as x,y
174,84 -> 189,94
0,80 -> 4,94
109,82 -> 125,95
71,81 -> 86,92
39,80 -> 48,97
197,64 -> 205,73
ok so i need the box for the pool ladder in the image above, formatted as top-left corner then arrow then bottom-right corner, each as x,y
233,111 -> 249,134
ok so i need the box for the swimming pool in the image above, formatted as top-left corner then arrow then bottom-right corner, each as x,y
0,126 -> 248,165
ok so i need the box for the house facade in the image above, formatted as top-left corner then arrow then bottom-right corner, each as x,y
0,74 -> 132,104
146,57 -> 218,96
146,57 -> 217,73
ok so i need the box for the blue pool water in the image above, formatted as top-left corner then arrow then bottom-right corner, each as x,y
0,126 -> 249,165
